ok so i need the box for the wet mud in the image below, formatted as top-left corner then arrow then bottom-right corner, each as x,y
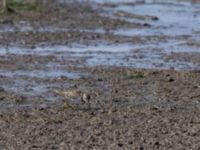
0,0 -> 200,149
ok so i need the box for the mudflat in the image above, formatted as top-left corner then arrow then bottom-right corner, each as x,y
0,0 -> 200,149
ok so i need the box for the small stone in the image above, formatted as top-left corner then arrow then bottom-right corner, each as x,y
139,146 -> 144,150
117,143 -> 123,147
30,45 -> 36,49
97,78 -> 103,81
57,76 -> 68,80
128,141 -> 133,145
193,85 -> 199,89
152,16 -> 159,21
168,78 -> 175,82
154,141 -> 160,149
143,23 -> 151,27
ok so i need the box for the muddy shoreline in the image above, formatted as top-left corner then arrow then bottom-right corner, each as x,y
1,68 -> 200,149
0,0 -> 200,149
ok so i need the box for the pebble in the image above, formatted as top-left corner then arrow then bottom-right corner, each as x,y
168,78 -> 175,82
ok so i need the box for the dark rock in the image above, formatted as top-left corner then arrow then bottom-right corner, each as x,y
117,143 -> 123,147
168,78 -> 175,82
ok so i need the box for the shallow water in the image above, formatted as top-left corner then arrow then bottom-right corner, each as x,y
1,41 -> 199,70
55,0 -> 200,71
91,0 -> 200,70
0,69 -> 83,79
